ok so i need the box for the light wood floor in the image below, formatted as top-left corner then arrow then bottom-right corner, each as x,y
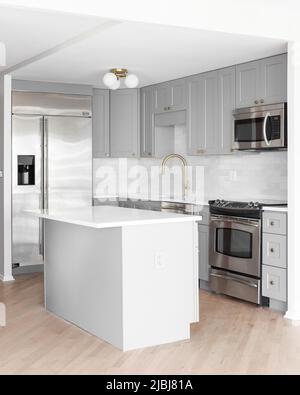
0,273 -> 300,375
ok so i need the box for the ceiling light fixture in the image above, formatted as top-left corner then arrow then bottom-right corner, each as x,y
0,42 -> 6,67
103,68 -> 139,90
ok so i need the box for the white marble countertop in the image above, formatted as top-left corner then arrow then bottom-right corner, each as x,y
28,206 -> 203,229
262,206 -> 288,213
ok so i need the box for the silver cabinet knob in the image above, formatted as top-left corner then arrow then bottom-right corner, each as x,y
270,221 -> 275,226
270,248 -> 275,253
148,152 -> 152,156
270,280 -> 275,286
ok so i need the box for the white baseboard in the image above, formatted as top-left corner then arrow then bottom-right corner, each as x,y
0,274 -> 15,283
284,310 -> 300,321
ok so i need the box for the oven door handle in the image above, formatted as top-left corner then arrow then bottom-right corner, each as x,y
210,217 -> 260,228
263,112 -> 271,146
210,272 -> 259,288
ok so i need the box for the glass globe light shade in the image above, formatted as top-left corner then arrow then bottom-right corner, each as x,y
103,72 -> 117,88
110,79 -> 121,90
125,74 -> 139,88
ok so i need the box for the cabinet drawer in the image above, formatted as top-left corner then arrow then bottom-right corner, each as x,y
263,234 -> 287,269
263,212 -> 287,235
262,265 -> 287,302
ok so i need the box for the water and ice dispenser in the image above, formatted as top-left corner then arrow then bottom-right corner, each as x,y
18,155 -> 35,186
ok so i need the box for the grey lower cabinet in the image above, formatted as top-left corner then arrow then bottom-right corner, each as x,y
236,54 -> 287,108
262,211 -> 288,305
92,89 -> 110,158
198,224 -> 210,283
140,87 -> 154,158
110,89 -> 140,158
187,66 -> 235,156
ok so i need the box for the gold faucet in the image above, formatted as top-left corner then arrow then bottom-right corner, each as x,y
161,154 -> 189,193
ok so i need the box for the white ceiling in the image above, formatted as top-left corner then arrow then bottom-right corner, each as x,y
1,7 -> 287,88
0,6 -> 107,70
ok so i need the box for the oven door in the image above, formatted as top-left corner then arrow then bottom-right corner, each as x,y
209,215 -> 261,278
233,107 -> 286,150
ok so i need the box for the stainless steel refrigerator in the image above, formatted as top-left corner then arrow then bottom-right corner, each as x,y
12,91 -> 93,267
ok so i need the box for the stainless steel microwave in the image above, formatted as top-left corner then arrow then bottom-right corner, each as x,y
233,103 -> 287,151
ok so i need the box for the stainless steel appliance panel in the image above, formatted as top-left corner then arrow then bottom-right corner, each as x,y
12,91 -> 92,117
12,115 -> 44,266
210,268 -> 261,304
209,215 -> 261,278
45,116 -> 93,211
233,103 -> 286,150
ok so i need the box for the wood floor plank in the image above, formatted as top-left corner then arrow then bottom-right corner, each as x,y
0,273 -> 299,375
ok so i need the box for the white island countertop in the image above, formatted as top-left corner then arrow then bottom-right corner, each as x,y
30,205 -> 202,229
262,206 -> 288,213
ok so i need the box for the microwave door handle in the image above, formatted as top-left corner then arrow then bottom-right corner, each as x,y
263,112 -> 271,146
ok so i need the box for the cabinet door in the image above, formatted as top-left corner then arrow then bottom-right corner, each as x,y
188,71 -> 218,155
236,60 -> 261,108
262,265 -> 287,302
140,87 -> 154,158
261,54 -> 287,105
110,89 -> 139,158
92,89 -> 110,158
198,225 -> 210,282
218,67 -> 235,154
170,78 -> 188,111
153,83 -> 172,113
263,234 -> 287,269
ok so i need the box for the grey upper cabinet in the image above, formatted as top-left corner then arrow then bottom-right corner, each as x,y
110,89 -> 139,158
187,71 -> 218,155
236,54 -> 287,108
235,60 -> 261,108
187,68 -> 234,155
153,79 -> 188,113
218,66 -> 236,154
92,89 -> 110,158
140,86 -> 154,158
260,54 -> 287,105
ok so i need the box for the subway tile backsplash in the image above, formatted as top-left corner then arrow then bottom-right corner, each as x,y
94,151 -> 287,203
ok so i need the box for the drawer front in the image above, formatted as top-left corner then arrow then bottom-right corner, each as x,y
263,234 -> 287,269
263,212 -> 287,235
262,265 -> 287,302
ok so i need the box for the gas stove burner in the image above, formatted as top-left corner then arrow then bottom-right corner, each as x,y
209,199 -> 287,219
212,200 -> 261,210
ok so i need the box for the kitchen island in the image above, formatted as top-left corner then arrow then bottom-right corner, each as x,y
33,206 -> 202,351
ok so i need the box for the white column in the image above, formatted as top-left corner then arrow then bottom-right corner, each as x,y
285,42 -> 300,320
0,74 -> 14,282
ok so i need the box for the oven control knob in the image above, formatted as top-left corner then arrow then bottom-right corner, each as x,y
254,202 -> 260,208
248,202 -> 254,208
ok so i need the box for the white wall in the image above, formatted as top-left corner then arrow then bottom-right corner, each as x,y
0,74 -> 13,282
94,151 -> 287,203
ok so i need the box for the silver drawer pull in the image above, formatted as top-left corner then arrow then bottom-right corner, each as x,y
210,273 -> 258,289
270,221 -> 275,226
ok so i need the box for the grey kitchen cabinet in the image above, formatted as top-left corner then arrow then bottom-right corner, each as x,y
262,210 -> 287,304
110,89 -> 139,158
187,71 -> 218,155
140,86 -> 154,158
92,89 -> 110,158
218,66 -> 236,154
236,54 -> 287,108
198,224 -> 210,282
153,78 -> 188,113
187,67 -> 234,155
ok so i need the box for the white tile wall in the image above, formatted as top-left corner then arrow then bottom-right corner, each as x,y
94,150 -> 287,202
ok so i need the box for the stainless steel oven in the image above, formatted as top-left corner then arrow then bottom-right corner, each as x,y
233,103 -> 287,151
209,214 -> 261,304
